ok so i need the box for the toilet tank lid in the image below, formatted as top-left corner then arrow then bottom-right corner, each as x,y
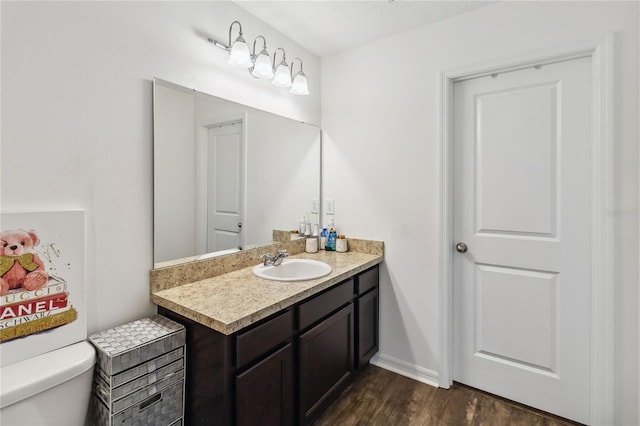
0,340 -> 96,409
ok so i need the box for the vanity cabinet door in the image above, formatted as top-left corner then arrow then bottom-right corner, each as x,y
298,304 -> 354,425
356,287 -> 379,370
236,343 -> 294,426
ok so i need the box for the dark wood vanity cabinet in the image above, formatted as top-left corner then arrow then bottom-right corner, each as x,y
355,266 -> 380,370
158,264 -> 379,426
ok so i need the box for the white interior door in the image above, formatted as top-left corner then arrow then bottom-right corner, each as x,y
452,57 -> 591,423
205,123 -> 243,252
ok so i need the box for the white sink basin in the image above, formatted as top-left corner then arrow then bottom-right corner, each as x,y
253,259 -> 332,282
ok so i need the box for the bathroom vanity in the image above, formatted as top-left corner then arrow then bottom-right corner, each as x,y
151,243 -> 382,425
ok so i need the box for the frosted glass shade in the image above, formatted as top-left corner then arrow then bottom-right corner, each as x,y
272,64 -> 292,87
290,73 -> 309,95
251,53 -> 275,79
228,39 -> 252,68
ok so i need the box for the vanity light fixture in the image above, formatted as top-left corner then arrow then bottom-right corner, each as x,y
214,21 -> 252,68
272,48 -> 292,88
208,20 -> 309,95
290,58 -> 309,95
250,36 -> 275,79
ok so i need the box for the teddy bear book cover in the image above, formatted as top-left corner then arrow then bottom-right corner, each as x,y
0,210 -> 86,367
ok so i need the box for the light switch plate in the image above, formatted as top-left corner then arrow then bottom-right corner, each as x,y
326,199 -> 335,215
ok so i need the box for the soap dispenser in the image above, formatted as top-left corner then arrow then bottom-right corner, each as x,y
326,219 -> 337,251
320,227 -> 328,250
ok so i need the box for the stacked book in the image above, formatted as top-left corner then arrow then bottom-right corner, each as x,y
0,277 -> 77,342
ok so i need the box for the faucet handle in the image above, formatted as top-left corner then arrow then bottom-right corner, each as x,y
261,253 -> 273,266
277,249 -> 289,257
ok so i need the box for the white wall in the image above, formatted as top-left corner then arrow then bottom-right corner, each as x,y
321,1 -> 639,424
1,2 -> 321,333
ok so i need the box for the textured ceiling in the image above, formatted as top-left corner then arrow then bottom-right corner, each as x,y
235,1 -> 493,57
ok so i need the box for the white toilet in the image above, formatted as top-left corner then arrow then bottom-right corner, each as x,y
0,340 -> 96,426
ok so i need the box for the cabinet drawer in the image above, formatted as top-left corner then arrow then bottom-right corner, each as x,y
95,357 -> 185,408
111,379 -> 184,426
298,280 -> 353,331
89,315 -> 185,376
236,310 -> 293,370
356,266 -> 379,295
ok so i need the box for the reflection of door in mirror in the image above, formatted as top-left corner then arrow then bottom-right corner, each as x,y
198,122 -> 244,253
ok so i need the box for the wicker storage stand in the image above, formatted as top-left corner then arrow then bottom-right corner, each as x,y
88,315 -> 186,426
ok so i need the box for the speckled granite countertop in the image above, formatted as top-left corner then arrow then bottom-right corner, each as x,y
151,250 -> 382,335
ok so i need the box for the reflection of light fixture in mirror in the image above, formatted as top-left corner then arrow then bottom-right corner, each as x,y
272,48 -> 292,88
250,36 -> 275,79
290,58 -> 309,95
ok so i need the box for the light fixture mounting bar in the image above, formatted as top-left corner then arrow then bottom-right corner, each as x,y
208,38 -> 230,53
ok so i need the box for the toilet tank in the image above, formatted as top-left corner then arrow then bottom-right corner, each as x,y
0,341 -> 96,425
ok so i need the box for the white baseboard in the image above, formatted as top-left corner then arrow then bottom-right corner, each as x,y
370,352 -> 440,388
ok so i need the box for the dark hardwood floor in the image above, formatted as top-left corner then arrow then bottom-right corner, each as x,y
314,366 -> 581,426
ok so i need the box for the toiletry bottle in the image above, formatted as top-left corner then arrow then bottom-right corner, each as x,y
320,227 -> 328,250
312,223 -> 320,249
326,219 -> 337,251
299,216 -> 306,235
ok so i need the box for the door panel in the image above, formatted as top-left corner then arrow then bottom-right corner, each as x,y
475,264 -> 557,374
476,83 -> 558,237
453,57 -> 591,423
206,123 -> 243,252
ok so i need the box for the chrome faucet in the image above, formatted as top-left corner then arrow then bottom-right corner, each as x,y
261,249 -> 289,266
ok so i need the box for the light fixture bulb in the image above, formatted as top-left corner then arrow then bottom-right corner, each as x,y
251,51 -> 275,79
228,36 -> 252,68
290,72 -> 309,95
272,63 -> 292,87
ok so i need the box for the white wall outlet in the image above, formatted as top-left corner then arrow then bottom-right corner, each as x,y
311,199 -> 319,214
326,199 -> 335,215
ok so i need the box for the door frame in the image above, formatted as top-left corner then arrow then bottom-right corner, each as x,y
438,35 -> 614,425
195,114 -> 248,254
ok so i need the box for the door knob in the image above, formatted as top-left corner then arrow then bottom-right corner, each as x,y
456,242 -> 468,253
238,223 -> 242,229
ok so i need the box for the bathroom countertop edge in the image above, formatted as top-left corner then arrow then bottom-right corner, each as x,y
151,251 -> 383,335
